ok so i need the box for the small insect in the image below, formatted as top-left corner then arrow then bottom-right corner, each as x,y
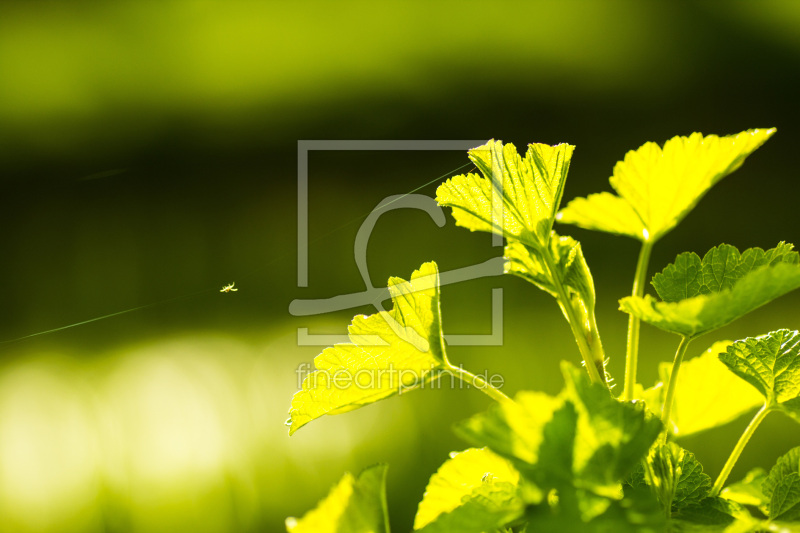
220,282 -> 238,293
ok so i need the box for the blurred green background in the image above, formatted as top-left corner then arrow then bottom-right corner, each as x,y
2,1 -> 800,531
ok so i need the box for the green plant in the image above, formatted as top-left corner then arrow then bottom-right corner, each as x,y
285,129 -> 800,532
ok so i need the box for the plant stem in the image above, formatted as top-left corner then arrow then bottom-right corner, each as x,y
660,335 -> 692,436
541,249 -> 606,386
623,240 -> 653,401
446,363 -> 515,405
710,404 -> 770,497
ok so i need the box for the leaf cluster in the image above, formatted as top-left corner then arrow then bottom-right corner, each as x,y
284,128 -> 800,532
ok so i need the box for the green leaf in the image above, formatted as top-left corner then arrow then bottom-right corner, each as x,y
620,245 -> 800,339
763,447 -> 800,521
560,363 -> 663,497
436,140 -> 574,248
556,192 -> 645,240
505,231 -> 607,383
505,231 -> 602,352
673,457 -> 712,512
592,489 -> 667,532
504,232 -> 594,309
288,262 -> 447,434
671,449 -> 712,510
769,521 -> 800,533
651,243 -> 798,303
455,364 -> 662,530
670,497 -> 756,532
456,363 -> 661,499
454,391 -> 563,468
642,443 -> 711,512
558,128 -> 776,243
720,468 -> 768,508
439,140 -> 607,384
718,330 -> 800,421
523,484 -> 666,532
641,341 -> 763,437
768,473 -> 800,521
415,481 -> 524,533
285,464 -> 389,533
414,448 -> 525,532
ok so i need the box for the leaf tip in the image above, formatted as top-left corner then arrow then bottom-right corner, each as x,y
286,411 -> 305,436
760,126 -> 777,137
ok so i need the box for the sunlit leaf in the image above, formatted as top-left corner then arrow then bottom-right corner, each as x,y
288,262 -> 447,434
643,443 -> 711,513
524,484 -> 666,532
768,522 -> 800,533
556,192 -> 645,239
416,481 -> 524,533
436,140 -> 574,248
454,391 -> 562,468
455,364 -> 664,530
761,446 -> 800,518
720,468 -> 768,508
285,464 -> 389,533
439,139 -> 607,382
670,497 -> 755,532
651,243 -> 798,303
456,363 -> 661,500
769,522 -> 800,533
505,232 -> 594,308
620,245 -> 800,339
672,449 -> 712,511
769,473 -> 800,522
413,447 -> 524,532
719,330 -> 800,422
560,363 -> 663,497
558,128 -> 776,243
641,341 -> 763,437
505,232 -> 604,372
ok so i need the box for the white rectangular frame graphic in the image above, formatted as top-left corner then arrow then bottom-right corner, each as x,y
297,140 -> 503,346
